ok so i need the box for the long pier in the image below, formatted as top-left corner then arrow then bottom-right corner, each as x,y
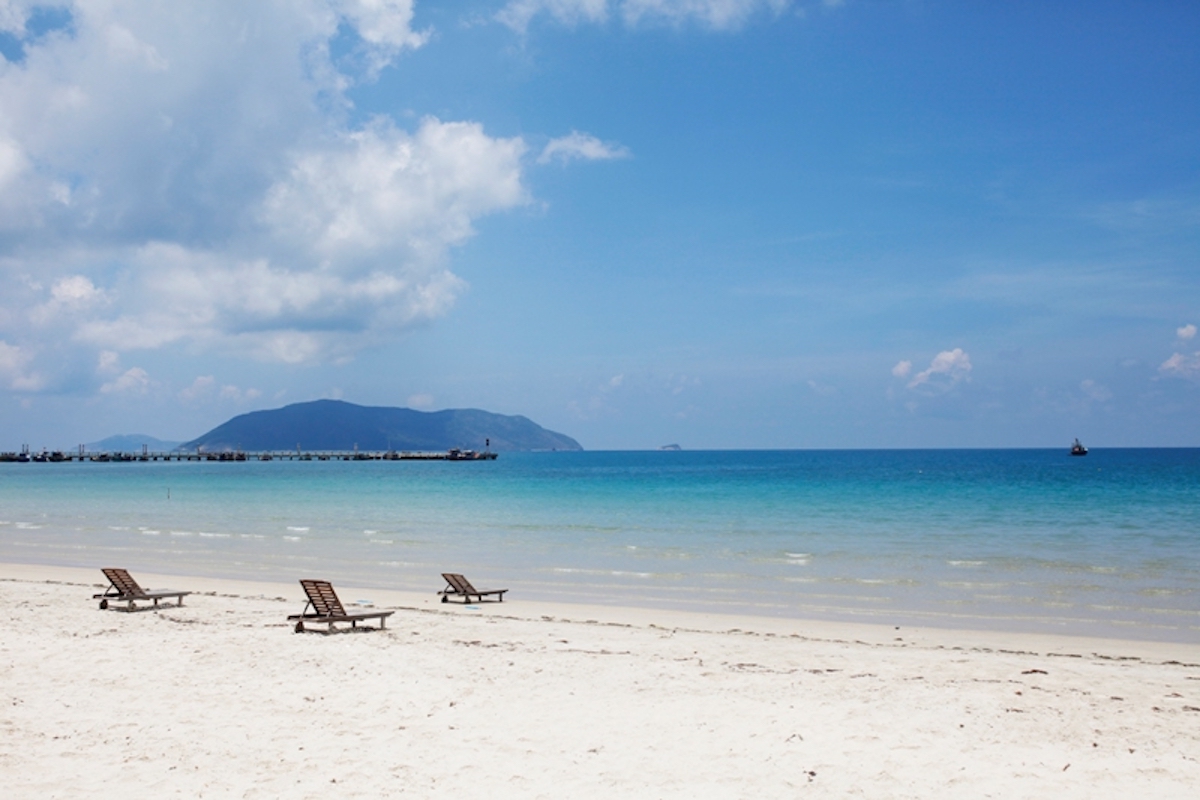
0,446 -> 497,463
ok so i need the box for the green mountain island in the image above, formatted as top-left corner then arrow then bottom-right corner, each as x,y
180,399 -> 582,453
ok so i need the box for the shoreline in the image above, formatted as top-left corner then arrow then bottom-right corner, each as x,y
4,561 -> 1199,796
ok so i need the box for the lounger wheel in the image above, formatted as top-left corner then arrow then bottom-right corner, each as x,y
294,621 -> 305,633
99,599 -> 108,610
441,595 -> 448,603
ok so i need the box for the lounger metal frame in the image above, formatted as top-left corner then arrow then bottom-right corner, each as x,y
288,579 -> 394,633
438,572 -> 508,603
93,568 -> 191,611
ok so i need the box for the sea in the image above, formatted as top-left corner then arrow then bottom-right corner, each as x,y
1,449 -> 1197,642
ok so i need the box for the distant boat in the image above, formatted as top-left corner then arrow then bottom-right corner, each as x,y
1070,438 -> 1088,456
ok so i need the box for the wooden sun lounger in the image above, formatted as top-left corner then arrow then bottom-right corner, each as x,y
287,579 -> 394,633
93,568 -> 191,611
438,572 -> 508,603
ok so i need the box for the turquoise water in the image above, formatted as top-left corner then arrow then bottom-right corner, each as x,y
1,449 -> 1197,641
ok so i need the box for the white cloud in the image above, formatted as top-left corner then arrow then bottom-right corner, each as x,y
100,366 -> 152,394
0,338 -> 43,390
407,392 -> 434,409
891,360 -> 912,379
498,0 -> 793,33
0,2 -> 535,383
0,2 -> 29,36
179,375 -> 216,402
337,0 -> 428,51
96,350 -> 120,374
0,339 -> 25,373
0,137 -> 27,191
622,0 -> 791,29
539,131 -> 631,165
497,0 -> 609,33
178,374 -> 259,402
29,275 -> 109,325
1178,323 -> 1197,341
1160,351 -> 1200,380
906,348 -> 972,390
219,384 -> 261,402
264,117 -> 527,268
609,374 -> 624,388
51,275 -> 104,305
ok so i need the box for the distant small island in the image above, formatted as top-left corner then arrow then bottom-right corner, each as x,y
659,444 -> 682,451
180,399 -> 582,453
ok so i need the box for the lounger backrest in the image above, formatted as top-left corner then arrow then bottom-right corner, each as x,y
442,573 -> 476,594
103,568 -> 145,598
299,579 -> 347,617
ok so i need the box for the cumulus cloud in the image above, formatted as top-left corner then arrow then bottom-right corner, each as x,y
1159,351 -> 1200,380
498,0 -> 793,32
338,0 -> 429,52
0,1 -> 538,387
905,348 -> 972,390
0,339 -> 44,391
497,0 -> 609,32
179,375 -> 217,402
538,131 -> 630,165
178,374 -> 259,403
1162,324 -> 1200,379
100,366 -> 152,395
891,360 -> 912,379
96,350 -> 120,374
219,384 -> 261,402
29,275 -> 108,324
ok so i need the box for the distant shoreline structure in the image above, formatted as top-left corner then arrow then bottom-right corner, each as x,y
0,446 -> 497,463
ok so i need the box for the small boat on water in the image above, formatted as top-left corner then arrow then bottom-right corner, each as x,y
1070,438 -> 1088,456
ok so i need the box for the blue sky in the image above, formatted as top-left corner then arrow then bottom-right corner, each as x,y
0,0 -> 1197,449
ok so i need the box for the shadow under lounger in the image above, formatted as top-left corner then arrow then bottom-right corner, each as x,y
288,579 -> 394,633
93,567 -> 191,611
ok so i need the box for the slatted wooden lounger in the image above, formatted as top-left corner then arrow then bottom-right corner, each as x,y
438,572 -> 508,603
93,568 -> 191,611
288,579 -> 394,633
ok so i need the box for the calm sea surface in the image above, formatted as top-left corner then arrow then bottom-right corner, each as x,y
1,449 -> 1197,641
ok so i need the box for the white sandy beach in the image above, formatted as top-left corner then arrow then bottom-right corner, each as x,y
2,563 -> 1198,798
